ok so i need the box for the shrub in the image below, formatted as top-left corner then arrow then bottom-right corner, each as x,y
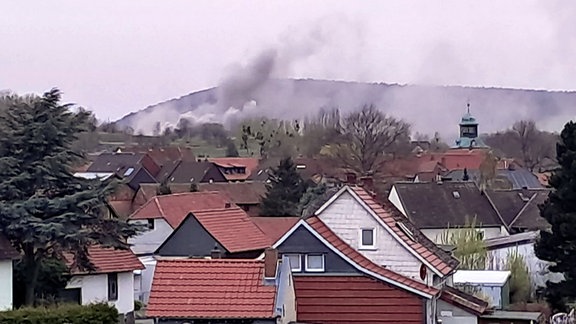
134,300 -> 143,311
0,303 -> 119,324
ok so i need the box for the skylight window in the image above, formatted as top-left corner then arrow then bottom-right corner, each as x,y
452,191 -> 460,199
123,167 -> 134,176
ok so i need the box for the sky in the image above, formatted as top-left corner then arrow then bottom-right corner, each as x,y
1,0 -> 575,121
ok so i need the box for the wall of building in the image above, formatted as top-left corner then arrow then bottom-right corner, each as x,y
66,272 -> 135,315
276,258 -> 297,324
487,242 -> 564,290
276,226 -> 360,274
134,256 -> 156,304
317,191 -> 424,280
388,186 -> 407,216
0,260 -> 13,311
128,218 -> 174,255
437,300 -> 478,324
156,215 -> 225,257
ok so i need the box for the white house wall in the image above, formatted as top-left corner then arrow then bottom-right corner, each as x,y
388,186 -> 407,217
0,260 -> 13,311
437,300 -> 478,324
488,242 -> 564,290
128,219 -> 173,255
317,191 -> 425,281
135,256 -> 157,304
66,272 -> 135,315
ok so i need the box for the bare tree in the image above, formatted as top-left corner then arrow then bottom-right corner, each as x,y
330,104 -> 411,175
512,120 -> 556,171
484,120 -> 557,171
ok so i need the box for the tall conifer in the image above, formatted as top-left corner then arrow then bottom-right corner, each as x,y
535,121 -> 576,311
260,157 -> 306,216
0,89 -> 140,305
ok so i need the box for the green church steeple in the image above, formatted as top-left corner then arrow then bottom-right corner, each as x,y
453,103 -> 489,149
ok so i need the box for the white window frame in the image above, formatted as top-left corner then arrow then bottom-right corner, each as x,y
305,254 -> 325,272
285,254 -> 302,272
359,228 -> 376,250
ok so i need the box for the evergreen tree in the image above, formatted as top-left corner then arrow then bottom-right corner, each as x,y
0,89 -> 140,305
260,157 -> 306,216
298,183 -> 327,216
534,121 -> 576,312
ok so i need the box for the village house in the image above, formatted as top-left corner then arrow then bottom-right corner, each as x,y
147,251 -> 296,324
208,157 -> 260,182
389,181 -> 509,242
312,185 -> 460,285
127,191 -> 270,302
86,152 -> 161,190
266,217 -> 441,323
0,234 -> 19,311
163,160 -> 227,184
63,246 -> 144,321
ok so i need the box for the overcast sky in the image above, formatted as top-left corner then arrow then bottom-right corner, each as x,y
1,0 -> 574,121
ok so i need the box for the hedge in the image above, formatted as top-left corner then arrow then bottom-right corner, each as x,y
0,303 -> 119,324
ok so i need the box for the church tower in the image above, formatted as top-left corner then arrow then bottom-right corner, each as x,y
453,103 -> 488,149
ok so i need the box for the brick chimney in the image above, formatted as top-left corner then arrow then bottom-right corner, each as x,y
359,176 -> 374,190
210,246 -> 222,259
264,248 -> 279,278
346,172 -> 357,184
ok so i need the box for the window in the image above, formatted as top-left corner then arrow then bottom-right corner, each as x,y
305,254 -> 325,272
147,219 -> 154,230
108,273 -> 118,301
285,254 -> 301,272
359,228 -> 375,249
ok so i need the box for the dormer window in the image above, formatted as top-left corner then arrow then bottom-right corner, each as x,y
359,228 -> 376,250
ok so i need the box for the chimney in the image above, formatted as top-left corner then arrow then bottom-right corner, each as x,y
210,245 -> 222,259
264,248 -> 279,278
345,172 -> 357,184
360,176 -> 374,190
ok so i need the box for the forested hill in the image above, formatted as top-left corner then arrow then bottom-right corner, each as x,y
115,79 -> 576,139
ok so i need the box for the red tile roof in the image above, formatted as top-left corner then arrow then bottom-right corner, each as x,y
191,207 -> 271,253
306,217 -> 439,297
440,286 -> 488,316
129,192 -> 234,228
251,217 -> 300,243
294,276 -> 425,323
208,157 -> 260,181
65,246 -> 144,275
147,259 -> 277,319
198,182 -> 267,204
349,186 -> 459,276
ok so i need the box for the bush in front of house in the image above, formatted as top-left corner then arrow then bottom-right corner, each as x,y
0,303 -> 119,324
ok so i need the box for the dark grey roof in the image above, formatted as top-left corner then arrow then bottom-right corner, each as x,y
167,161 -> 222,183
445,168 -> 543,190
485,189 -> 550,231
393,182 -> 504,228
86,152 -> 145,173
484,231 -> 538,250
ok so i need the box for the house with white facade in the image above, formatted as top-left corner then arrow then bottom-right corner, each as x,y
307,185 -> 493,324
314,185 -> 460,286
64,246 -> 144,320
389,181 -> 509,243
0,234 -> 19,311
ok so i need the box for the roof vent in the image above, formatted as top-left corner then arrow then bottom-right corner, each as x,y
397,222 -> 415,241
224,202 -> 231,208
452,191 -> 461,199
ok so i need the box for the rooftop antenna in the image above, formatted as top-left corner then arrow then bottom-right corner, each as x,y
466,102 -> 471,114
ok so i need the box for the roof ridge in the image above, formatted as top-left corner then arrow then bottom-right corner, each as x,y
154,196 -> 165,217
157,258 -> 264,263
